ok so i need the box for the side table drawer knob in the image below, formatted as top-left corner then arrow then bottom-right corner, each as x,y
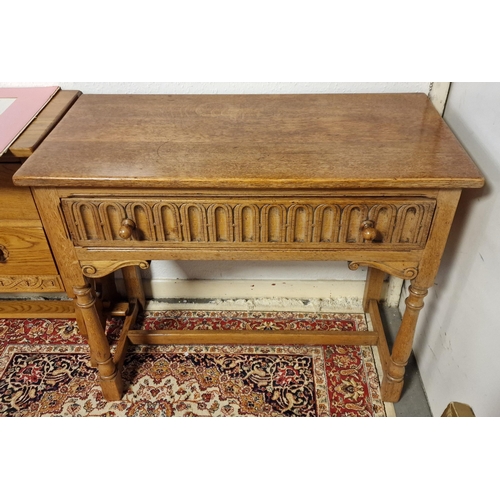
0,244 -> 9,263
361,220 -> 377,242
118,219 -> 136,240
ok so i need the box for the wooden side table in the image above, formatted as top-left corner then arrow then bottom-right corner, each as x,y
13,93 -> 484,402
0,90 -> 81,318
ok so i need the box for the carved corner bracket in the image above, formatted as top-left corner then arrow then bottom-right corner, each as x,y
348,261 -> 418,280
81,260 -> 150,278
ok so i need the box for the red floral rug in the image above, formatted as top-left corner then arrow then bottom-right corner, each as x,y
0,311 -> 387,417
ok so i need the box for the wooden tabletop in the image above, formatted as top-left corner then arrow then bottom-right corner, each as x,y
13,93 -> 484,190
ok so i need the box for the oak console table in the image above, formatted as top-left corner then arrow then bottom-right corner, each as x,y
13,93 -> 484,403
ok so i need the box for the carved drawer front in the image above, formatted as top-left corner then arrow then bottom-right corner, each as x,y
60,196 -> 437,248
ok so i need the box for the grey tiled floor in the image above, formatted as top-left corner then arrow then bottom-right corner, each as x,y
379,305 -> 432,417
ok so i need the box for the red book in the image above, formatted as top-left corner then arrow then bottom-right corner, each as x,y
0,86 -> 60,155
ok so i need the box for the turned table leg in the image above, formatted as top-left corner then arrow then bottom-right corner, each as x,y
379,190 -> 463,402
73,284 -> 123,401
122,265 -> 146,310
381,282 -> 428,402
363,267 -> 386,311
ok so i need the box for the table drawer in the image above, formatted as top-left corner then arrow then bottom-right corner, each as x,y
61,196 -> 437,249
0,224 -> 58,275
0,164 -> 41,222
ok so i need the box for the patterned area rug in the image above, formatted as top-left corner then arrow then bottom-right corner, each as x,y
0,311 -> 387,417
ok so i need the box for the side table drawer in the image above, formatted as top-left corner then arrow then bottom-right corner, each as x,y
0,223 -> 58,275
61,196 -> 437,249
0,164 -> 41,221
1,165 -> 65,294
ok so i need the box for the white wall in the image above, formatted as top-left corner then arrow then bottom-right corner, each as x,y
2,82 -> 428,95
412,83 -> 500,417
1,82 -> 430,290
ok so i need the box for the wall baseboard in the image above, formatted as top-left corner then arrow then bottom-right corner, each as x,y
115,278 -> 401,312
2,278 -> 403,311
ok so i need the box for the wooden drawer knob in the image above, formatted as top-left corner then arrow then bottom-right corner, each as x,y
0,244 -> 9,263
118,219 -> 136,240
361,220 -> 377,242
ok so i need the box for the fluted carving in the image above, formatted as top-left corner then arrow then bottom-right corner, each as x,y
61,197 -> 436,247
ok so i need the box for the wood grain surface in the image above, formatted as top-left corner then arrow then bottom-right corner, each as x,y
0,225 -> 58,275
0,300 -> 74,318
13,93 -> 484,189
0,164 -> 40,221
